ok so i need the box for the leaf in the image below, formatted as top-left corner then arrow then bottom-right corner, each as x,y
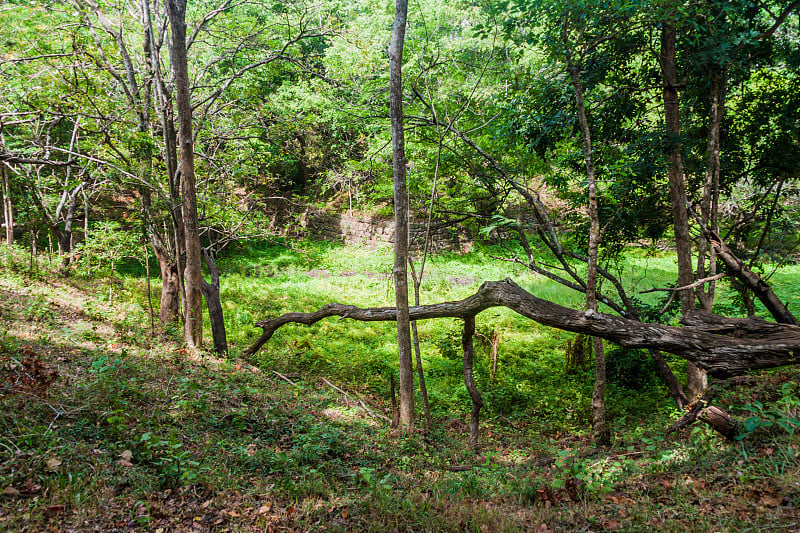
117,449 -> 134,467
2,486 -> 21,497
46,457 -> 62,471
759,494 -> 781,508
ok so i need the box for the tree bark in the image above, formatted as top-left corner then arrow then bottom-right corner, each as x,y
245,278 -> 800,377
200,249 -> 228,354
165,0 -> 203,348
1,164 -> 12,245
694,212 -> 799,326
660,20 -> 695,314
462,315 -> 484,452
155,246 -> 181,326
388,0 -> 414,428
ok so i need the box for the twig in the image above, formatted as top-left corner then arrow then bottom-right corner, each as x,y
320,377 -> 391,422
641,273 -> 727,293
271,370 -> 298,387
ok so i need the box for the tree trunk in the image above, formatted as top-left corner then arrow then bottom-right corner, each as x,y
661,19 -> 706,399
660,21 -> 695,313
200,249 -> 228,354
462,315 -> 484,452
694,210 -> 798,326
409,258 -> 432,431
155,248 -> 181,326
166,0 -> 203,348
388,0 -> 414,428
1,164 -> 12,245
567,37 -> 610,445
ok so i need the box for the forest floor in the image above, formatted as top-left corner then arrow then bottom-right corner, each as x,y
1,245 -> 800,532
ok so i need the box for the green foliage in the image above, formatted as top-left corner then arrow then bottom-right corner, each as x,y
605,347 -> 657,391
76,222 -> 142,277
737,383 -> 800,441
136,431 -> 203,487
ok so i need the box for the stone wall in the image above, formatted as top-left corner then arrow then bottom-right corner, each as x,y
261,197 -> 471,252
293,211 -> 471,252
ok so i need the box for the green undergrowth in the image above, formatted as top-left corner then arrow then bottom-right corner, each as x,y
1,242 -> 799,531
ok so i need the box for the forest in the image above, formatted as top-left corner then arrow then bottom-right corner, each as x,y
1,0 -> 799,530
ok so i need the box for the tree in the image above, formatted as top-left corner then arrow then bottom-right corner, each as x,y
562,4 -> 611,445
659,5 -> 707,398
165,0 -> 203,348
388,0 -> 414,428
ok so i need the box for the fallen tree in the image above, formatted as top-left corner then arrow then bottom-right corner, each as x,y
245,278 -> 799,447
246,278 -> 800,377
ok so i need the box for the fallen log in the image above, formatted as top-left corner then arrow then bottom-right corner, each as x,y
245,278 -> 800,377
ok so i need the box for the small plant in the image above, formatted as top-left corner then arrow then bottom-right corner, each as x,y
89,351 -> 127,376
736,383 -> 800,441
137,432 -> 202,487
359,466 -> 393,493
23,294 -> 56,323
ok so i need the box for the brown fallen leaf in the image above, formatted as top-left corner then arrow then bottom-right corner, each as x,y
2,487 -> 21,497
45,504 -> 65,515
257,503 -> 273,515
759,495 -> 781,508
19,479 -> 42,494
46,457 -> 62,471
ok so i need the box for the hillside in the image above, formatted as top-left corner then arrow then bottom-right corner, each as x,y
1,245 -> 799,531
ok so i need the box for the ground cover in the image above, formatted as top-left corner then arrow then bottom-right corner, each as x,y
1,242 -> 799,531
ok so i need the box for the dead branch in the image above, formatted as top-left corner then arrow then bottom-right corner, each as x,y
246,278 -> 800,377
641,273 -> 727,293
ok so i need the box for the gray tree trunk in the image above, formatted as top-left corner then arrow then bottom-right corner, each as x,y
566,25 -> 609,445
1,164 -> 13,245
388,0 -> 414,428
165,0 -> 203,348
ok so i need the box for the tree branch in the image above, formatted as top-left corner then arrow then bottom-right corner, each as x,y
246,278 -> 800,377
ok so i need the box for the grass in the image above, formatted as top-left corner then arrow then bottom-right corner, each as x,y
1,241 -> 799,531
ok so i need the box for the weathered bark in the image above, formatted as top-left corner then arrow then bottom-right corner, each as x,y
166,0 -> 203,348
245,279 -> 800,377
660,20 -> 695,314
388,0 -> 414,428
462,315 -> 484,452
667,389 -> 737,440
200,250 -> 228,354
155,247 -> 181,326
